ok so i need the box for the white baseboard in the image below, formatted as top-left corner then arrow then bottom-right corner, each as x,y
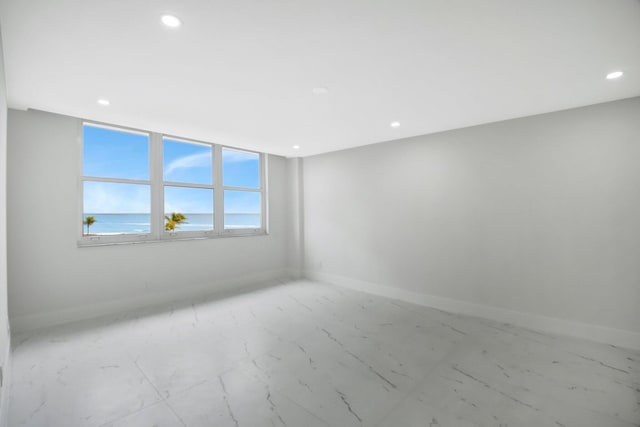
306,270 -> 640,352
11,269 -> 288,334
0,333 -> 10,427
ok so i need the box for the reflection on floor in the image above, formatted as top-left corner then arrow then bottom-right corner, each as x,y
9,280 -> 640,426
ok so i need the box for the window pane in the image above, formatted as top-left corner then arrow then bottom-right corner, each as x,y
83,181 -> 150,234
224,190 -> 261,229
83,125 -> 149,180
222,148 -> 259,188
163,138 -> 212,184
164,186 -> 214,231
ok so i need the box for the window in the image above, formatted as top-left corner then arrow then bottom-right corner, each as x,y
163,138 -> 214,236
222,148 -> 263,231
82,125 -> 152,242
80,123 -> 266,245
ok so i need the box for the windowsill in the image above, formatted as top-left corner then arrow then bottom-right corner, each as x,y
77,230 -> 268,247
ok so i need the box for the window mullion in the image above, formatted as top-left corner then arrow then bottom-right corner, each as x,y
150,132 -> 164,239
162,181 -> 213,190
221,185 -> 261,192
77,119 -> 85,241
82,176 -> 151,186
262,153 -> 268,231
214,144 -> 224,233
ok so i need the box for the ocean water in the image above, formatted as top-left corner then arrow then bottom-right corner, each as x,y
83,213 -> 260,234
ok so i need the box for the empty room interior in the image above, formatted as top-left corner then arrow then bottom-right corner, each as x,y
0,1 -> 639,426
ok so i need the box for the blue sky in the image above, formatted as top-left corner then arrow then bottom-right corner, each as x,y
164,139 -> 212,184
83,125 -> 261,214
83,125 -> 149,180
222,148 -> 260,188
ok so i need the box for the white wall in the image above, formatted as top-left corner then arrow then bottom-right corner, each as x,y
0,24 -> 10,427
285,158 -> 304,278
6,93 -> 640,351
7,109 -> 290,332
304,97 -> 640,348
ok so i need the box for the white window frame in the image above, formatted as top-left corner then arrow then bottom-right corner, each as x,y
161,136 -> 216,240
79,121 -> 267,246
79,122 -> 154,245
220,146 -> 267,236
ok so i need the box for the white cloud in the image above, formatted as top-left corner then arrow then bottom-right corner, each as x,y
165,151 -> 212,175
223,149 -> 258,163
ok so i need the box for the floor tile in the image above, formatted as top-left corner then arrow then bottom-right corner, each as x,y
10,345 -> 161,426
100,401 -> 185,427
9,280 -> 640,427
166,368 -> 330,427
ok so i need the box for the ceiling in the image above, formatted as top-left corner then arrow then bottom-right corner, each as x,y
1,0 -> 639,157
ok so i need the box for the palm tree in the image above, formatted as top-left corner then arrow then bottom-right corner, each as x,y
83,215 -> 96,235
165,212 -> 188,231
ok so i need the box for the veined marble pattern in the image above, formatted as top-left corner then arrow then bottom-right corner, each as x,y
9,280 -> 640,427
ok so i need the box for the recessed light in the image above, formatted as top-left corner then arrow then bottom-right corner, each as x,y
97,99 -> 110,106
312,87 -> 329,95
161,14 -> 181,28
292,145 -> 300,150
606,71 -> 623,80
390,121 -> 400,128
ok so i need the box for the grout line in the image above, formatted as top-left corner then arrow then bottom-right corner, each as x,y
129,358 -> 188,427
371,335 -> 473,427
163,401 -> 189,427
96,400 -> 169,427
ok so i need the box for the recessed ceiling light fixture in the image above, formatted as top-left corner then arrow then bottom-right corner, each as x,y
292,145 -> 300,150
312,87 -> 329,95
606,71 -> 623,80
390,121 -> 400,128
161,14 -> 181,28
97,99 -> 110,106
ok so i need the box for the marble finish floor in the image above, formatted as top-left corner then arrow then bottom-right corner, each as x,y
9,279 -> 640,426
